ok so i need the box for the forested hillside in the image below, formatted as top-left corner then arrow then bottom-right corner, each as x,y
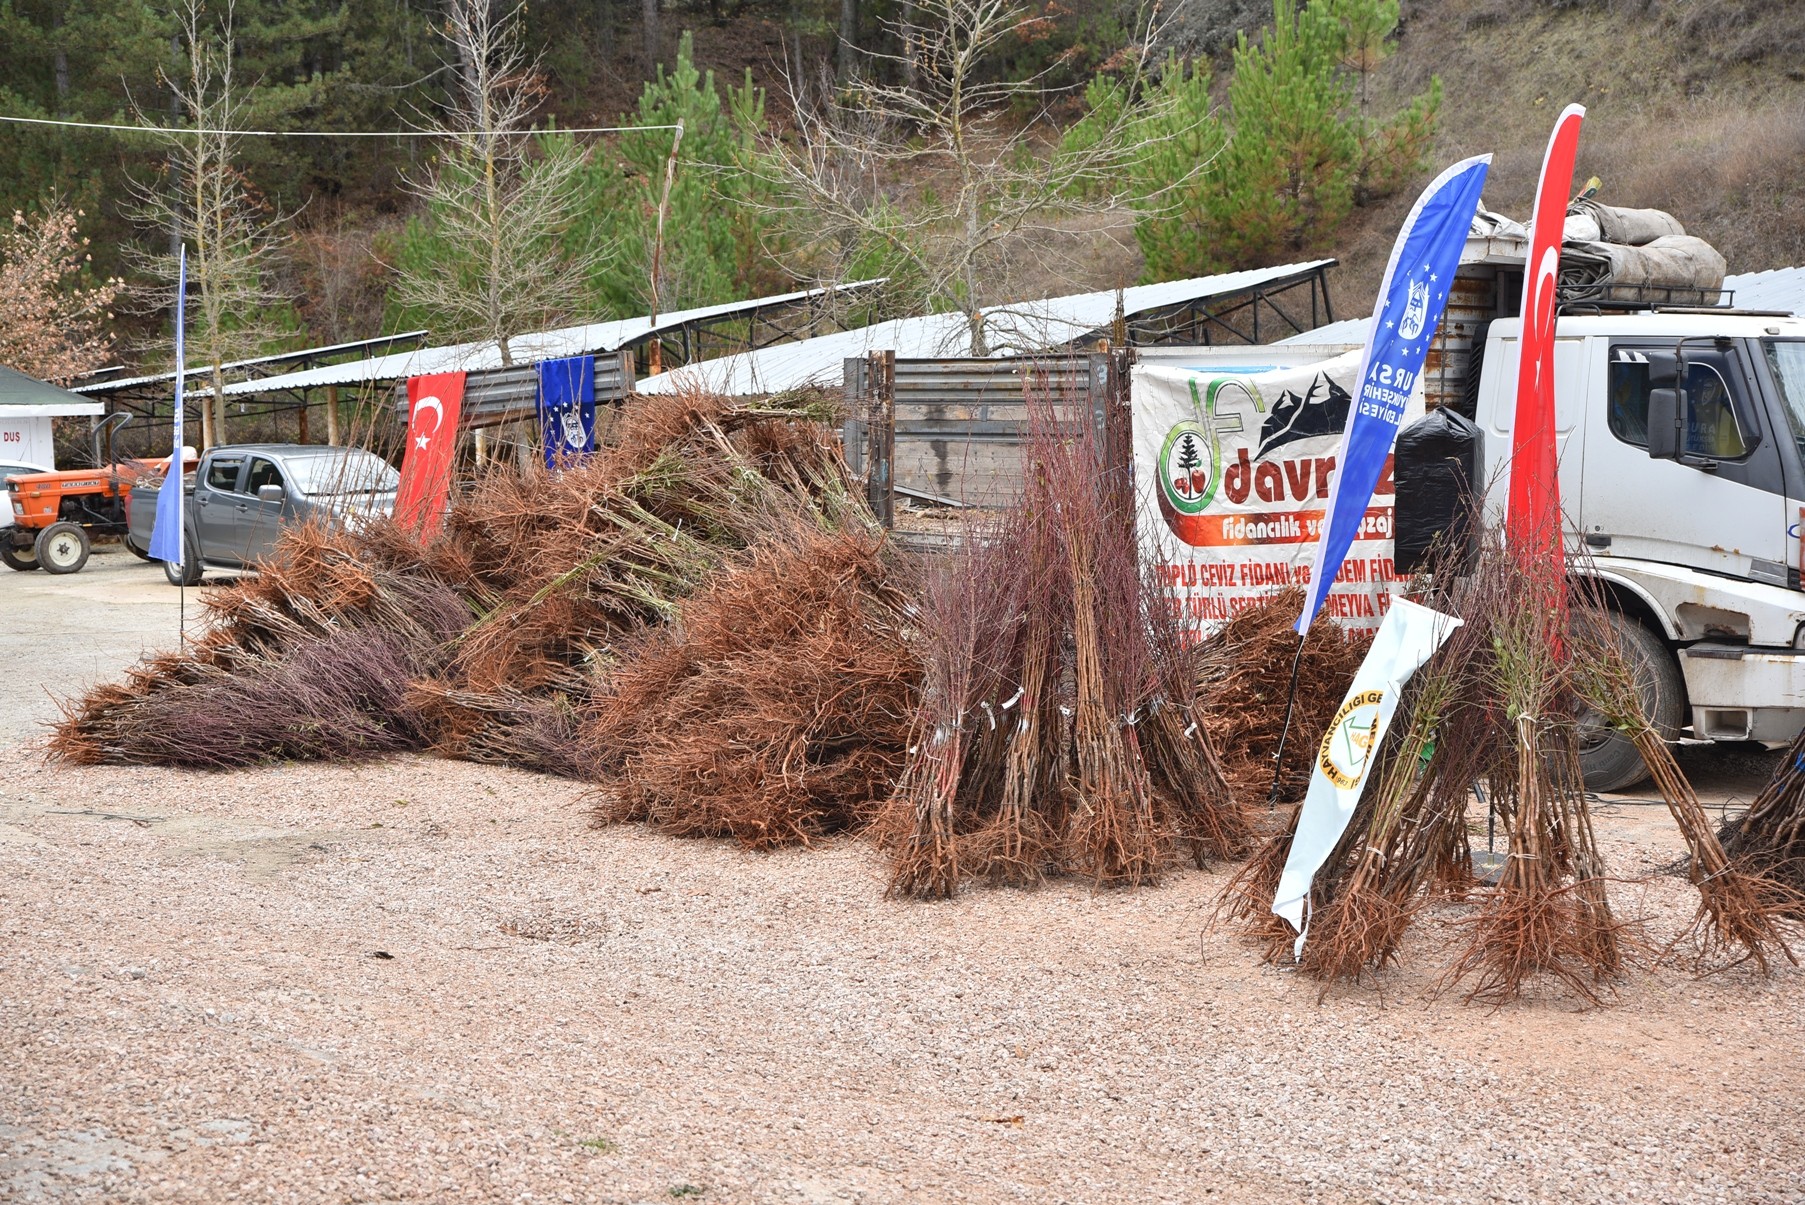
1,0 -> 1800,382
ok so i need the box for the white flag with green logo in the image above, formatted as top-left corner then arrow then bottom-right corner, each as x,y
1272,597 -> 1461,957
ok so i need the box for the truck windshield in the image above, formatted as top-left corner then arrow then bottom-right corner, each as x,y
287,450 -> 400,497
1762,340 -> 1805,460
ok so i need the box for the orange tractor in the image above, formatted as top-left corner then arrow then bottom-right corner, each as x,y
3,415 -> 196,575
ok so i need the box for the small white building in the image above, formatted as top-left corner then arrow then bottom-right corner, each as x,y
0,365 -> 105,467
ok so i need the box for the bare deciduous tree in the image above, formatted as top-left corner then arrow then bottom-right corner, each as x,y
749,0 -> 1206,354
390,0 -> 608,366
131,0 -> 292,448
0,204 -> 121,385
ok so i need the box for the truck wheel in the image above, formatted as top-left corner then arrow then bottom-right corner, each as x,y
163,532 -> 203,587
35,521 -> 91,575
0,538 -> 39,571
1575,609 -> 1686,793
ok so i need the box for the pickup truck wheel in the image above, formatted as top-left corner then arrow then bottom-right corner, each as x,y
35,521 -> 90,575
0,538 -> 39,571
163,532 -> 203,587
1575,609 -> 1685,794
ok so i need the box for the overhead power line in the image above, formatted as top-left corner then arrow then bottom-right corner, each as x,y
0,112 -> 679,138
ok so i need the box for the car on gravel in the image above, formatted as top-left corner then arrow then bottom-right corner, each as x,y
128,443 -> 400,586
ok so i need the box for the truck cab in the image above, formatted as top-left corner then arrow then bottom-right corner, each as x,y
1468,311 -> 1805,779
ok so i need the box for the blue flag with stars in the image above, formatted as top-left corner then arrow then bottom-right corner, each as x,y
1296,154 -> 1492,635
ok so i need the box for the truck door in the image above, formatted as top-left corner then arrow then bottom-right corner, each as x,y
194,453 -> 246,564
1475,333 -> 1591,533
1580,340 -> 1786,580
241,456 -> 290,565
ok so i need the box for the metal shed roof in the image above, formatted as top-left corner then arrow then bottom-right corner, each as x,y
638,261 -> 1336,396
222,281 -> 882,397
1723,267 -> 1805,314
71,330 -> 430,396
1275,315 -> 1370,347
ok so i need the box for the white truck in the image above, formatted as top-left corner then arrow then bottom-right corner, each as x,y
1458,308 -> 1805,788
1136,304 -> 1805,791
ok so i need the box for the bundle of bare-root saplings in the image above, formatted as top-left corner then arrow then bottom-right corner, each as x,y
1222,530 -> 1796,1002
51,390 -> 917,847
873,399 -> 1252,897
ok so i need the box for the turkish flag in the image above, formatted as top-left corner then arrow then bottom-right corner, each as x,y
395,372 -> 465,536
1506,104 -> 1585,571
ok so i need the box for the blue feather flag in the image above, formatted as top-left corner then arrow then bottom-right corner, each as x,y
1296,154 -> 1492,634
148,248 -> 187,567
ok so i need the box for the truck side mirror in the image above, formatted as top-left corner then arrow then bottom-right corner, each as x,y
256,484 -> 285,503
1647,387 -> 1680,460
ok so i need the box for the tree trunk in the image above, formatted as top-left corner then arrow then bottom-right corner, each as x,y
899,0 -> 918,90
211,362 -> 228,447
641,0 -> 660,70
837,0 -> 859,81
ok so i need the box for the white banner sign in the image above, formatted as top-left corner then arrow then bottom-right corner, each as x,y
1271,597 -> 1462,956
1133,355 -> 1425,635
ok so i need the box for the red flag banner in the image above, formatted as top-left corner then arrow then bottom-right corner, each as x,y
1506,103 -> 1586,564
395,372 -> 465,536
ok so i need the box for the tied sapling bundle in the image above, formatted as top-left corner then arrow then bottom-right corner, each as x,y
877,383 -> 1247,897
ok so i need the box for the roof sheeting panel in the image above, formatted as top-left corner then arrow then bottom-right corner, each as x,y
72,331 -> 430,395
1724,267 -> 1805,314
1275,316 -> 1370,347
640,260 -> 1335,396
222,281 -> 881,397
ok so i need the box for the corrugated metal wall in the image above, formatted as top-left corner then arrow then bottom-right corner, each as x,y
390,351 -> 636,426
844,354 -> 1112,508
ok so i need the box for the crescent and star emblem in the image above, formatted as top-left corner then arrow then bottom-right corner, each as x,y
1528,246 -> 1560,394
412,395 -> 444,450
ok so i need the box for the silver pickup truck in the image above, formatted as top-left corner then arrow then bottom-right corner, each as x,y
129,443 -> 399,586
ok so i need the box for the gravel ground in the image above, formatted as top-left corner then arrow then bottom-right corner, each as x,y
3,550 -> 1803,1204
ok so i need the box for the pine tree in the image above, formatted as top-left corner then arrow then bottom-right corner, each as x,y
1112,0 -> 1441,279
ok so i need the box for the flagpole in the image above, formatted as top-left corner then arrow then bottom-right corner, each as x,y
1265,631 -> 1307,808
150,246 -> 189,641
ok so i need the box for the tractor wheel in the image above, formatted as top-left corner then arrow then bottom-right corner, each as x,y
163,531 -> 202,587
1574,608 -> 1686,794
35,521 -> 91,575
123,533 -> 154,561
0,537 -> 39,572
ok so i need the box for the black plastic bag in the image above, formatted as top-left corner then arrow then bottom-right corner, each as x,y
1394,407 -> 1481,576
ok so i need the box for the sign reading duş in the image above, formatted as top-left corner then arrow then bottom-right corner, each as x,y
1134,353 -> 1426,635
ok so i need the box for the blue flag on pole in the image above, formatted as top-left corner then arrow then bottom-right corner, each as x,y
1296,154 -> 1492,635
148,248 -> 187,567
538,355 -> 596,468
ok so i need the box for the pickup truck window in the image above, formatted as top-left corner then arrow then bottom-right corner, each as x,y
286,449 -> 399,497
205,457 -> 244,493
1762,339 -> 1805,461
244,457 -> 285,496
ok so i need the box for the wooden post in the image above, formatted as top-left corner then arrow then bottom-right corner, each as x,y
865,349 -> 895,528
325,384 -> 341,446
298,397 -> 310,443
